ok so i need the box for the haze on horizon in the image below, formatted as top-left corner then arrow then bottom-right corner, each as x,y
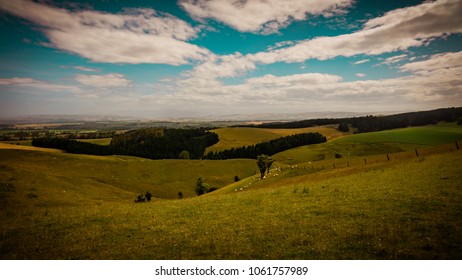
0,0 -> 461,119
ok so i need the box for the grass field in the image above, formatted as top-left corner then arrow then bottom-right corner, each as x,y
1,149 -> 460,259
0,146 -> 257,200
206,126 -> 346,153
77,138 -> 112,145
1,123 -> 462,259
274,123 -> 462,164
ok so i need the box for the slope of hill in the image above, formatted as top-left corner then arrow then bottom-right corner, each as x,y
1,148 -> 461,259
1,122 -> 462,259
0,147 -> 257,202
206,126 -> 346,153
274,123 -> 462,164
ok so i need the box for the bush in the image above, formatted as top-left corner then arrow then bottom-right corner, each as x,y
195,177 -> 209,196
134,194 -> 146,202
145,191 -> 152,202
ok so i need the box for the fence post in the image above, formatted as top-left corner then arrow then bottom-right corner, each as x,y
386,154 -> 390,161
456,141 -> 460,150
415,149 -> 419,157
364,158 -> 367,165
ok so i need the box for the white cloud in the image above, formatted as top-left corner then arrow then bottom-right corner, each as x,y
180,0 -> 354,34
246,73 -> 343,86
73,66 -> 98,72
353,59 -> 370,65
0,0 -> 210,65
383,54 -> 408,65
185,0 -> 462,83
180,52 -> 257,88
399,51 -> 462,76
159,50 -> 462,115
249,0 -> 462,63
0,77 -> 80,92
0,77 -> 41,85
75,73 -> 132,87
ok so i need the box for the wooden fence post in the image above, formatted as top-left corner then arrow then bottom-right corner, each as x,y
386,154 -> 390,161
415,149 -> 419,157
456,141 -> 460,150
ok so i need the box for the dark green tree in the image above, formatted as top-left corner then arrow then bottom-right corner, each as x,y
179,150 -> 190,159
257,154 -> 274,179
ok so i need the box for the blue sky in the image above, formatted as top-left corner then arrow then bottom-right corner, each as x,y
0,0 -> 461,119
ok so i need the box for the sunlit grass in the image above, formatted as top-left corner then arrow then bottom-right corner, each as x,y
1,123 -> 462,259
206,126 -> 346,153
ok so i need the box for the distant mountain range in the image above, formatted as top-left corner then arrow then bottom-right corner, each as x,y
0,110 -> 412,125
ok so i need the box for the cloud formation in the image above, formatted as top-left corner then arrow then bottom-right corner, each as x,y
0,77 -> 79,92
250,0 -> 462,64
75,73 -> 132,87
181,0 -> 462,84
180,0 -> 353,34
0,0 -> 210,65
161,50 -> 462,115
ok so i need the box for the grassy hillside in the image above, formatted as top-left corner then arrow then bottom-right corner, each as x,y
1,123 -> 462,259
0,146 -> 257,200
78,138 -> 112,145
274,123 -> 462,164
1,148 -> 461,259
206,126 -> 346,153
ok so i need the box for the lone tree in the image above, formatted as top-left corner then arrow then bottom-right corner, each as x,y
257,154 -> 274,179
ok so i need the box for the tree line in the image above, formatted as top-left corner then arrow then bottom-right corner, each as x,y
251,107 -> 462,133
32,127 -> 219,160
204,132 -> 326,160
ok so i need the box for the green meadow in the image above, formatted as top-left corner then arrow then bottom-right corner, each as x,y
1,123 -> 461,259
274,123 -> 462,164
206,126 -> 346,153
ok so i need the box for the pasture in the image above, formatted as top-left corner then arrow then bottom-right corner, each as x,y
1,149 -> 461,259
206,125 -> 346,153
1,122 -> 462,259
0,146 -> 257,200
274,123 -> 462,164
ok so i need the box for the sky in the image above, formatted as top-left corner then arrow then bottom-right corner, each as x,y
0,0 -> 461,119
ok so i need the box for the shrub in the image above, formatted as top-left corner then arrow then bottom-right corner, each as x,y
195,177 -> 209,196
134,194 -> 146,202
145,191 -> 152,202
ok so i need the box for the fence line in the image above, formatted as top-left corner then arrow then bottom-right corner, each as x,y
274,141 -> 461,175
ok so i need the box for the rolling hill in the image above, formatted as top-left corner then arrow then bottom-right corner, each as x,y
1,122 -> 462,259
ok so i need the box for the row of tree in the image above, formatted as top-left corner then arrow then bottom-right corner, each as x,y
32,137 -> 113,155
251,107 -> 462,133
32,128 -> 219,160
204,132 -> 326,159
